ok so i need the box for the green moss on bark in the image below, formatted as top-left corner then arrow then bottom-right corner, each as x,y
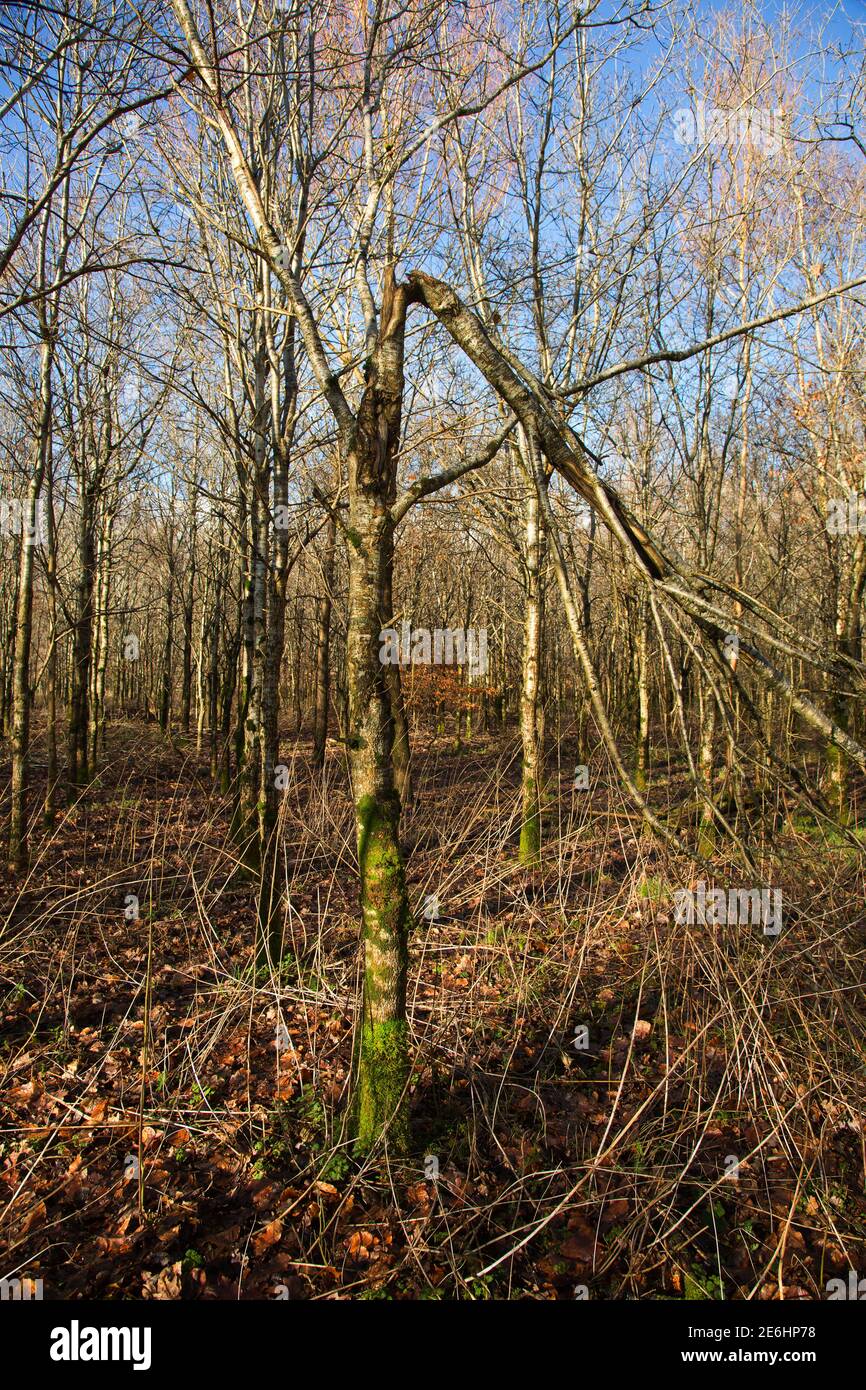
697,816 -> 716,857
353,792 -> 410,1152
518,786 -> 541,866
354,1018 -> 410,1153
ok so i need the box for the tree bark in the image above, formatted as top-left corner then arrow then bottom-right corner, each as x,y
348,271 -> 412,1153
518,464 -> 545,865
312,511 -> 336,769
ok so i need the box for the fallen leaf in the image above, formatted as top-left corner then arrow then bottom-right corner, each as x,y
560,1220 -> 597,1263
97,1235 -> 135,1256
252,1218 -> 283,1256
19,1200 -> 47,1235
141,1263 -> 183,1299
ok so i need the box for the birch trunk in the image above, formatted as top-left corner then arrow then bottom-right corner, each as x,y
312,512 -> 336,769
8,344 -> 49,873
68,484 -> 95,791
518,475 -> 545,865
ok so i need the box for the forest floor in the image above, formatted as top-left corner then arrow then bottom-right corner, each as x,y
2,720 -> 866,1300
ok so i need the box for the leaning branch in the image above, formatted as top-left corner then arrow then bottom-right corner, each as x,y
559,273 -> 866,397
390,416 -> 517,525
407,268 -> 866,772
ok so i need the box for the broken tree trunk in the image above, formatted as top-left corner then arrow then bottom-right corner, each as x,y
407,269 -> 866,780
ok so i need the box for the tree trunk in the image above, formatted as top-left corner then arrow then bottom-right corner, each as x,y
89,503 -> 114,768
312,511 -> 336,769
518,463 -> 545,865
349,271 -> 412,1153
158,559 -> 175,734
44,413 -> 59,826
634,598 -> 650,792
381,517 -> 413,807
68,487 -> 95,792
8,475 -> 46,871
828,538 -> 866,823
697,685 -> 717,855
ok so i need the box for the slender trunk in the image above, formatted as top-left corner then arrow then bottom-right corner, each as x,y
350,271 -> 412,1153
195,571 -> 208,753
208,571 -> 222,780
828,539 -> 866,823
312,512 -> 336,768
382,517 -> 412,807
292,602 -> 303,731
518,470 -> 545,865
89,505 -> 113,768
634,598 -> 650,792
233,482 -> 259,860
159,560 -> 175,734
180,553 -> 195,734
8,476 -> 46,870
697,686 -> 717,855
260,423 -> 292,959
68,488 -> 95,792
44,420 -> 58,825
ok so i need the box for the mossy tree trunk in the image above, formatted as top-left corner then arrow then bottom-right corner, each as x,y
166,3 -> 416,1147
381,516 -> 413,809
347,271 -> 412,1152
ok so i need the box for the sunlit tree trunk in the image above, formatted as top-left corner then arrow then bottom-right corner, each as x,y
180,489 -> 197,735
518,468 -> 545,865
89,500 -> 115,768
312,511 -> 336,769
158,550 -> 175,735
634,597 -> 650,793
44,464 -> 58,827
68,477 -> 96,791
381,516 -> 412,808
697,684 -> 717,855
8,443 -> 48,871
349,272 -> 412,1153
828,540 -> 866,822
260,378 -> 295,957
